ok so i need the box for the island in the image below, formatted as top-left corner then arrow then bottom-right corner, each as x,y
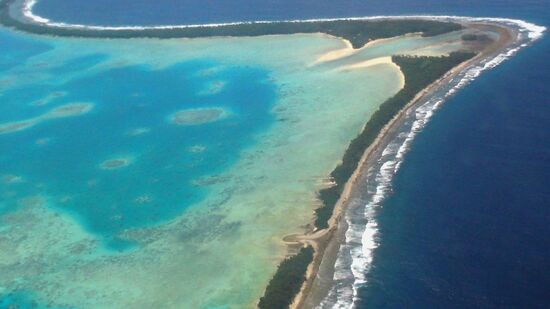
0,0 -> 541,308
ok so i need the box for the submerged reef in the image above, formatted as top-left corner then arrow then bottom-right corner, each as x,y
99,157 -> 133,170
44,102 -> 94,118
169,107 -> 228,126
0,119 -> 36,134
30,91 -> 66,106
126,127 -> 151,136
1,174 -> 23,184
0,102 -> 94,135
199,80 -> 226,96
0,0 -> 461,48
0,3 -> 486,307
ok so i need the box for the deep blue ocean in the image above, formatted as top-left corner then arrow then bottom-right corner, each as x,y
26,0 -> 550,308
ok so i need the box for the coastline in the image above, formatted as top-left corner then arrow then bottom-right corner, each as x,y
287,52 -> 483,308
294,20 -> 542,309
0,1 -> 546,308
11,0 -> 547,38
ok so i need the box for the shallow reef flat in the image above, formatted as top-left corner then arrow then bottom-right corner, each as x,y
43,102 -> 94,118
0,21 -> 476,308
0,102 -> 93,135
169,107 -> 229,126
0,119 -> 37,134
99,157 -> 133,170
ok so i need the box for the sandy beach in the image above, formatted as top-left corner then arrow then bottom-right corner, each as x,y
313,32 -> 422,65
288,20 -> 519,309
0,2 -> 540,306
336,56 -> 406,89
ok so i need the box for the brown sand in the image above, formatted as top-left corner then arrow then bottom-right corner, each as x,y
336,56 -> 406,89
313,32 -> 423,65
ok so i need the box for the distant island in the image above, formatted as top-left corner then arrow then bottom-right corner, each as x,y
0,0 -> 537,308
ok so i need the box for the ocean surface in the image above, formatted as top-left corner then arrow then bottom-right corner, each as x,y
3,11 -> 458,307
355,34 -> 550,309
2,0 -> 549,308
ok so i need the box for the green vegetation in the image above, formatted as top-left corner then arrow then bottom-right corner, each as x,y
258,246 -> 314,309
0,0 -> 461,47
315,52 -> 476,229
0,2 -> 476,305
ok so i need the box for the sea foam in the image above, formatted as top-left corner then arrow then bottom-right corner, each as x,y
319,18 -> 545,309
14,3 -> 547,308
18,0 -> 547,40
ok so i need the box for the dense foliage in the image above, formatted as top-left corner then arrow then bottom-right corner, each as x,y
1,0 -> 461,47
258,246 -> 314,309
315,52 -> 476,229
0,2 -> 475,305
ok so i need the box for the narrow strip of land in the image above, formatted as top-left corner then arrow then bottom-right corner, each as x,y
0,3 -> 525,308
292,21 -> 519,309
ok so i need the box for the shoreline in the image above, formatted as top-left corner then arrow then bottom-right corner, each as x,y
0,0 -> 543,42
336,56 -> 406,90
0,2 -> 546,308
13,0 -> 547,38
313,32 -> 421,65
292,20 -> 541,309
287,52 -> 479,308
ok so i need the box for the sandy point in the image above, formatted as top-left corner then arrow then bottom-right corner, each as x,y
313,32 -> 424,66
336,56 -> 406,89
313,39 -> 355,64
336,56 -> 394,70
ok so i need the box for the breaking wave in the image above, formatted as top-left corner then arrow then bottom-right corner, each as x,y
12,3 -> 547,308
17,0 -> 547,40
318,18 -> 545,309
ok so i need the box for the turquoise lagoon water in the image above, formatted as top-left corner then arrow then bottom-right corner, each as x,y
0,34 -> 276,250
0,36 -> 276,249
0,26 -> 466,307
26,0 -> 550,308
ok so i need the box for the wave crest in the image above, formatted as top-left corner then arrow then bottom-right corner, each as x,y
318,18 -> 545,309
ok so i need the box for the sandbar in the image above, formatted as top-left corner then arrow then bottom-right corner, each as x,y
292,21 -> 522,309
336,56 -> 406,89
314,32 -> 423,65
